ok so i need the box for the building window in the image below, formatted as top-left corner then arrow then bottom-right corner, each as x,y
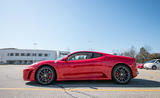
48,54 -> 50,57
7,60 -> 15,64
39,53 -> 42,56
24,60 -> 27,64
60,52 -> 69,55
19,60 -> 22,64
33,53 -> 36,56
8,53 -> 10,56
10,53 -> 14,56
44,54 -> 48,57
15,53 -> 19,56
21,53 -> 25,56
27,53 -> 30,56
29,60 -> 33,64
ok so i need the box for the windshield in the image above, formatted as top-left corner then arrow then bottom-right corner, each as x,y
145,59 -> 156,63
56,55 -> 67,61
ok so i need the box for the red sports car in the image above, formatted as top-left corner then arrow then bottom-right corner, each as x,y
137,63 -> 144,69
23,51 -> 138,85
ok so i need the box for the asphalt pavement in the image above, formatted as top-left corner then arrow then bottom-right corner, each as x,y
0,65 -> 160,98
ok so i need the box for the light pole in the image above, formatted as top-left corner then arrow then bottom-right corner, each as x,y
0,56 -> 2,64
88,40 -> 93,51
33,43 -> 37,63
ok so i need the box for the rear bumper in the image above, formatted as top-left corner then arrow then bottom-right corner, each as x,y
23,67 -> 36,81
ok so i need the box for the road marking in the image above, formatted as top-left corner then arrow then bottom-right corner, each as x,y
0,88 -> 160,92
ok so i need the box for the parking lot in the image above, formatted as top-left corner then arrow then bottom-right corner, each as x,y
0,65 -> 160,98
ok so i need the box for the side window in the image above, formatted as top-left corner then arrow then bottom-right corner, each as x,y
74,55 -> 87,60
68,52 -> 92,61
156,60 -> 160,64
92,53 -> 103,58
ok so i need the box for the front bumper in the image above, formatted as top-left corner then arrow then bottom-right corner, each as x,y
23,67 -> 36,81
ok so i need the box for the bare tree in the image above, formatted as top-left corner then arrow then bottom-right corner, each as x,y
112,46 -> 137,58
136,47 -> 150,63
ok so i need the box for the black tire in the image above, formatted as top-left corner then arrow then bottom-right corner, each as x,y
152,65 -> 157,70
112,65 -> 132,84
36,66 -> 55,85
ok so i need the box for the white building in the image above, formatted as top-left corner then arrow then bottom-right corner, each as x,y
0,48 -> 70,65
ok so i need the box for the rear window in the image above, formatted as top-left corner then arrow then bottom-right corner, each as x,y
92,53 -> 103,58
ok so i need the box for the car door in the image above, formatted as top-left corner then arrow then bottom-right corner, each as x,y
155,59 -> 160,68
61,52 -> 105,80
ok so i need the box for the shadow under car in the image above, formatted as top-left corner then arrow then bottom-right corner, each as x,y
25,78 -> 160,88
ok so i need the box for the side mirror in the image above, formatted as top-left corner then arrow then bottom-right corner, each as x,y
63,57 -> 68,62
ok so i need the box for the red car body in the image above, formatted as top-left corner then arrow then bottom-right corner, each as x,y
23,51 -> 138,82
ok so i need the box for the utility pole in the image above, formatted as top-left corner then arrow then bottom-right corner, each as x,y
0,56 -> 2,64
33,43 -> 37,63
88,40 -> 94,51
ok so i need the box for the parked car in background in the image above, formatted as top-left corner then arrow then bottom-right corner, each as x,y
137,63 -> 144,69
23,51 -> 138,85
144,59 -> 160,70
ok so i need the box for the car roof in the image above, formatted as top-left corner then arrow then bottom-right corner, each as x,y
70,51 -> 108,55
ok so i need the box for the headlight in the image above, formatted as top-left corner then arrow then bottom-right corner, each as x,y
31,62 -> 39,65
27,62 -> 39,68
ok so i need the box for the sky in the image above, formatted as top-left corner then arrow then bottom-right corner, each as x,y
0,0 -> 160,53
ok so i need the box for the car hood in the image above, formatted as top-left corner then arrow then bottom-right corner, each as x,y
30,60 -> 55,66
36,60 -> 55,64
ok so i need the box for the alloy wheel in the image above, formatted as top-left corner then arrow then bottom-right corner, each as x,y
113,65 -> 131,84
36,66 -> 55,85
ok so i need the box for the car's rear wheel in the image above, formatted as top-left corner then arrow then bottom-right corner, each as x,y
112,65 -> 132,84
152,65 -> 157,70
36,66 -> 55,85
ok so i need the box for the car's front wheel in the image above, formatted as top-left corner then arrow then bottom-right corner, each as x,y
112,65 -> 132,84
152,65 -> 157,70
36,66 -> 55,85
